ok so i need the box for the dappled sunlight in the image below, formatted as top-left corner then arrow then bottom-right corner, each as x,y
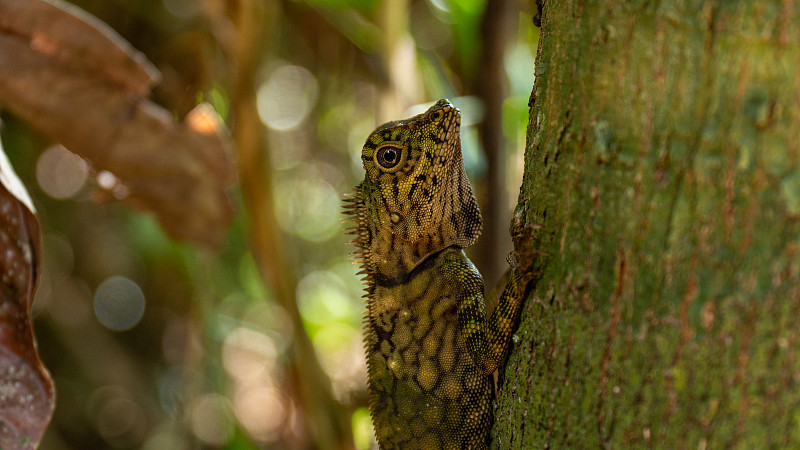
274,175 -> 342,242
257,65 -> 319,131
35,145 -> 88,200
312,323 -> 366,401
222,327 -> 278,383
298,269 -> 366,400
233,384 -> 288,443
93,276 -> 146,331
88,386 -> 148,447
188,393 -> 235,446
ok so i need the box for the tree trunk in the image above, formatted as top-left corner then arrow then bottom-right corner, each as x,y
495,2 -> 800,448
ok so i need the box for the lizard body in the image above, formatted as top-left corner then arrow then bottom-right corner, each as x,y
345,99 -> 527,449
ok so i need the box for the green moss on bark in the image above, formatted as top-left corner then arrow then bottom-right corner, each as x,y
494,1 -> 800,448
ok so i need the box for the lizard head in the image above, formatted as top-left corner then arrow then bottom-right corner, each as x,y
345,99 -> 482,283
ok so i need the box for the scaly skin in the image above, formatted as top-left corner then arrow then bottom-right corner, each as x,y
345,99 -> 526,449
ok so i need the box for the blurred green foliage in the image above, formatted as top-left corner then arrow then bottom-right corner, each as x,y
1,0 -> 537,448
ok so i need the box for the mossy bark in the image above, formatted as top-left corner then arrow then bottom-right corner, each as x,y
494,1 -> 800,448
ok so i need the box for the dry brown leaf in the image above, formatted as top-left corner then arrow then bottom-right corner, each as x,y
0,0 -> 236,248
0,138 -> 53,450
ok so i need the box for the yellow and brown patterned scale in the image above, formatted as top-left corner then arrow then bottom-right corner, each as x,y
345,99 -> 526,449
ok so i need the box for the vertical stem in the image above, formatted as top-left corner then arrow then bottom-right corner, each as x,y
475,0 -> 515,289
226,1 -> 354,448
378,0 -> 418,121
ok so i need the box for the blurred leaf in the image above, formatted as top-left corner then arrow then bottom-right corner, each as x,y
449,0 -> 485,72
0,0 -> 159,95
305,0 -> 377,13
0,138 -> 53,449
310,6 -> 382,53
0,0 -> 235,248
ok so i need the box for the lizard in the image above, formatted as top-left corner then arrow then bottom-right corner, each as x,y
344,99 -> 530,449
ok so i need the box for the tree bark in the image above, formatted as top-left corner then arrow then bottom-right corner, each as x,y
495,1 -> 800,448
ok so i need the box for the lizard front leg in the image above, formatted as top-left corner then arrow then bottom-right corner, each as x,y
458,255 -> 528,375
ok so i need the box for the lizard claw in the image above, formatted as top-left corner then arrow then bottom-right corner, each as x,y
506,252 -> 518,269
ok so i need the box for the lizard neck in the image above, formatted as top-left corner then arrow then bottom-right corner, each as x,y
345,165 -> 482,285
344,181 -> 448,285
344,182 -> 412,285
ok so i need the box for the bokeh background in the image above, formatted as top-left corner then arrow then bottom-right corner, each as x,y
1,0 -> 538,448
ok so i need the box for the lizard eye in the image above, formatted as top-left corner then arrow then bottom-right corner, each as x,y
376,145 -> 403,169
430,110 -> 444,121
